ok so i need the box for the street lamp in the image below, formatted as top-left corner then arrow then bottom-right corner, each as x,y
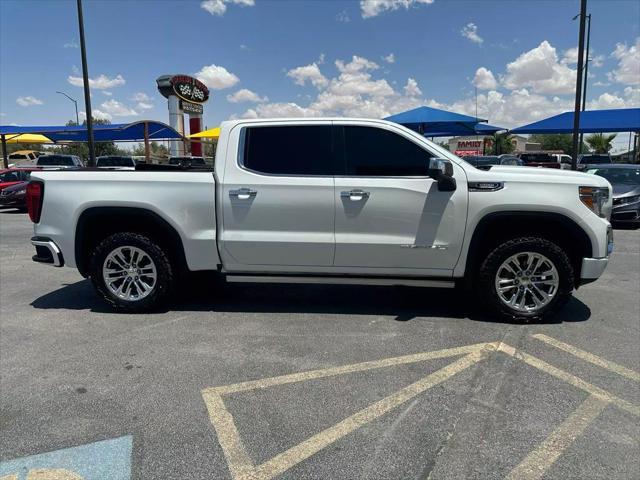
570,0 -> 588,170
56,91 -> 79,125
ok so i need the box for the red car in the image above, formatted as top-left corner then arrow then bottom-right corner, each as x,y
0,168 -> 40,192
0,180 -> 28,210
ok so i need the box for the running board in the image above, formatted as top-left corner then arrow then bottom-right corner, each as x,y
225,275 -> 455,288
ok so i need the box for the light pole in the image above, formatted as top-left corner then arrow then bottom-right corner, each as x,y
76,0 -> 96,166
578,13 -> 592,153
570,0 -> 588,171
56,91 -> 79,125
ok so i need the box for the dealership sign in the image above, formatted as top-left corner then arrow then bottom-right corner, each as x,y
181,101 -> 203,114
170,75 -> 209,104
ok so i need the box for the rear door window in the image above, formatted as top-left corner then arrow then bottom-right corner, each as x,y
341,126 -> 431,176
243,125 -> 334,176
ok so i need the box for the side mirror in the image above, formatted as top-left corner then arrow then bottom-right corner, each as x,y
428,158 -> 456,192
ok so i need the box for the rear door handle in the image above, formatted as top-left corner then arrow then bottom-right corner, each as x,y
229,188 -> 257,200
341,189 -> 370,201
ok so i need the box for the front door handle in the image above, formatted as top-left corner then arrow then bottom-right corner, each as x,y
341,189 -> 370,201
229,188 -> 257,200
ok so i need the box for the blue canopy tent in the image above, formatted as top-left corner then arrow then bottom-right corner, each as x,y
0,121 -> 183,167
510,108 -> 640,134
385,106 -> 502,137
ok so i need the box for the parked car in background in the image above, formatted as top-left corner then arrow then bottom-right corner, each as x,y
29,118 -> 613,322
587,164 -> 640,226
96,155 -> 136,169
498,155 -> 524,166
0,180 -> 28,210
552,154 -> 573,169
7,150 -> 40,166
578,154 -> 612,169
518,152 -> 562,169
168,156 -> 206,167
0,168 -> 39,191
36,154 -> 83,168
461,155 -> 501,170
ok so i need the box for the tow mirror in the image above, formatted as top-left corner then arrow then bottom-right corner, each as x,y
428,158 -> 456,192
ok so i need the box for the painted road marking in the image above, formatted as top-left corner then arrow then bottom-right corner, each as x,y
203,340 -> 639,480
0,436 -> 132,480
532,333 -> 640,382
506,395 -> 610,480
202,342 -> 497,480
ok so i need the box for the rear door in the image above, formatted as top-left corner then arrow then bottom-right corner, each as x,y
333,123 -> 467,276
219,122 -> 337,272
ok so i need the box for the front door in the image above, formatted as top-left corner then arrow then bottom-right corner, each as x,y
220,122 -> 336,272
333,124 -> 467,276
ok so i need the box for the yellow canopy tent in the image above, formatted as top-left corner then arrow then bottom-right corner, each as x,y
5,133 -> 53,144
189,127 -> 220,140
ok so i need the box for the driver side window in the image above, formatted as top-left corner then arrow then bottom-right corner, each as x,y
342,126 -> 432,176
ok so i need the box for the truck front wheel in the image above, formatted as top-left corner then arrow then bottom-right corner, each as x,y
478,237 -> 574,322
89,232 -> 175,312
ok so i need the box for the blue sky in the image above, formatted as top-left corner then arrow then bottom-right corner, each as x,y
1,0 -> 639,150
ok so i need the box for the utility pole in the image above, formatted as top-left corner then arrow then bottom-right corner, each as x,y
579,13 -> 591,154
56,91 -> 79,125
571,0 -> 588,171
76,0 -> 96,166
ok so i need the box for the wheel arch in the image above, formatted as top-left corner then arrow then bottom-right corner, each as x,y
75,206 -> 189,277
463,211 -> 593,282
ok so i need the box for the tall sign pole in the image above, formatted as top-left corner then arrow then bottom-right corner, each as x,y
77,0 -> 96,166
579,13 -> 591,154
571,0 -> 588,171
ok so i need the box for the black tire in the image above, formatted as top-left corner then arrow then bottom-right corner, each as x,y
89,232 -> 175,312
478,237 -> 574,323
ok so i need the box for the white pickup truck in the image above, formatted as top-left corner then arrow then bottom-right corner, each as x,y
27,118 -> 613,322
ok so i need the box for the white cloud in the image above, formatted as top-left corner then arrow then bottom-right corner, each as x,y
131,92 -> 151,102
63,41 -> 79,49
195,64 -> 240,89
593,81 -> 611,87
67,73 -> 126,89
79,109 -> 112,121
404,78 -> 422,97
100,99 -> 138,117
102,91 -> 113,96
608,38 -> 640,85
336,10 -> 350,22
360,0 -> 434,19
382,53 -> 395,64
136,102 -> 154,110
473,67 -> 497,90
461,23 -> 483,45
240,44 -> 250,51
200,0 -> 255,16
227,88 -> 268,103
287,63 -> 328,89
562,47 -> 604,68
502,41 -> 576,94
16,96 -> 43,107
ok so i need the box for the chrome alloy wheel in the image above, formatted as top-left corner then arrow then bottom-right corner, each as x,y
494,252 -> 559,313
102,246 -> 157,301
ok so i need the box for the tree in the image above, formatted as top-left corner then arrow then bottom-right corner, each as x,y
436,141 -> 449,151
528,133 -> 588,154
54,118 -> 124,159
492,133 -> 515,154
586,133 -> 617,154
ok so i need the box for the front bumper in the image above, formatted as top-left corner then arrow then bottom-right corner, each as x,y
612,198 -> 640,223
579,226 -> 612,282
31,236 -> 64,267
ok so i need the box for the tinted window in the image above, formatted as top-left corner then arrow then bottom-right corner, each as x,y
243,126 -> 333,175
97,156 -> 135,167
580,155 -> 611,164
37,155 -> 74,166
0,171 -> 19,182
520,153 -> 554,163
589,167 -> 640,185
8,154 -> 28,160
343,126 -> 430,176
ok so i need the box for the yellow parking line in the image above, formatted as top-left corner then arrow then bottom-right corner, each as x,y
206,341 -> 498,396
532,334 -> 640,382
498,344 -> 640,417
506,395 -> 609,480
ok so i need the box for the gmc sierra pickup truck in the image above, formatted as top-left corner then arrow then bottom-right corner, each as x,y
27,118 -> 613,322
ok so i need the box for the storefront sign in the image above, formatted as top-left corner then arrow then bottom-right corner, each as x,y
171,75 -> 209,104
181,101 -> 203,114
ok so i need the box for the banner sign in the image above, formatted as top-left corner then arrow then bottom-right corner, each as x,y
171,75 -> 209,104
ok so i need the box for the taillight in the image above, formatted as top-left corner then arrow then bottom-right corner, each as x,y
26,181 -> 44,223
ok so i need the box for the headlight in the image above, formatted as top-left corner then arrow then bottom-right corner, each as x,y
579,186 -> 610,218
616,194 -> 640,206
15,189 -> 26,195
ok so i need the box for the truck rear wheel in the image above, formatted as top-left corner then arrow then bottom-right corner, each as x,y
478,237 -> 574,323
89,232 -> 174,312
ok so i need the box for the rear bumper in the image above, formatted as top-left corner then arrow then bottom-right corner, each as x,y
31,236 -> 64,267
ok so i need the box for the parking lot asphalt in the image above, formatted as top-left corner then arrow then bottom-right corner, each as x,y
0,210 -> 638,480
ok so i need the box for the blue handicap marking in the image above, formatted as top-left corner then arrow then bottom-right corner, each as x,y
0,435 -> 132,480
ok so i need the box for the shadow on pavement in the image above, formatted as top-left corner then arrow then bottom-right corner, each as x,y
30,274 -> 591,325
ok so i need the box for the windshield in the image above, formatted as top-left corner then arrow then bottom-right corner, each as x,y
0,171 -> 20,182
97,157 -> 135,167
588,167 -> 640,185
580,155 -> 611,164
37,155 -> 75,166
